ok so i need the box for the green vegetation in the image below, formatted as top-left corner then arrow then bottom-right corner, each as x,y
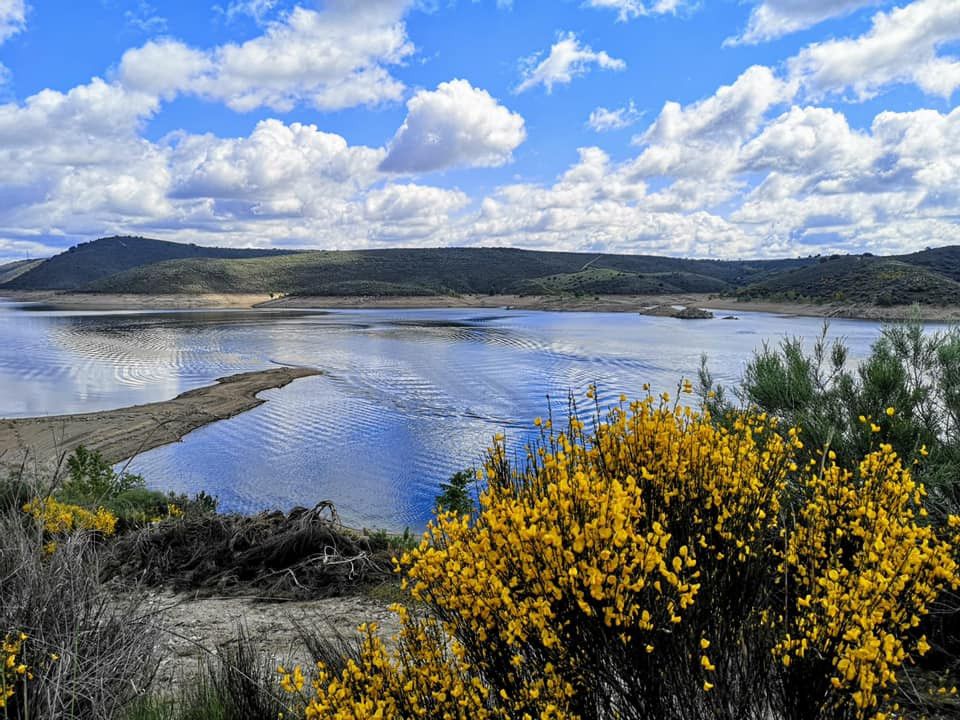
736,254 -> 960,306
6,235 -> 960,309
510,267 -> 731,296
58,445 -> 217,528
434,468 -> 477,516
2,236 -> 812,296
700,321 -> 960,518
2,236 -> 298,291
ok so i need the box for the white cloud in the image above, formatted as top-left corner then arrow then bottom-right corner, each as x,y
790,0 -> 960,100
118,40 -> 213,100
120,1 -> 414,112
380,79 -> 526,173
168,119 -> 384,208
740,106 -> 877,177
728,0 -> 883,45
583,0 -> 692,22
0,0 -> 25,44
124,1 -> 167,34
217,0 -> 279,24
515,32 -> 625,93
587,101 -> 643,131
628,65 -> 795,189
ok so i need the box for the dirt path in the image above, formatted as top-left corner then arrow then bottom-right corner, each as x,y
0,367 -> 320,473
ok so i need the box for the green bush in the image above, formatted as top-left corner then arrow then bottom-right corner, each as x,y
701,321 -> 960,519
434,468 -> 476,516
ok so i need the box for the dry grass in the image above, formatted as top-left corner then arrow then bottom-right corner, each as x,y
1,483 -> 160,720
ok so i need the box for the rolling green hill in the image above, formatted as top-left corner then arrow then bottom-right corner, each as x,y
2,236 -> 299,291
85,246 -> 812,297
737,254 -> 960,306
3,236 -> 960,309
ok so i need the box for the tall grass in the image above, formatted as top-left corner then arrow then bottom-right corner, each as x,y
0,481 -> 160,719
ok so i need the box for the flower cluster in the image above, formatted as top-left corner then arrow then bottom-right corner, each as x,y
22,497 -> 117,537
282,608 -> 576,719
774,444 -> 960,718
1,633 -> 31,710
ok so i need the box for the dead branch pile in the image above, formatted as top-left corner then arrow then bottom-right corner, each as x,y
102,502 -> 396,599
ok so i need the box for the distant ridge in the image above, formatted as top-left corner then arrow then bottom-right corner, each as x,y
3,236 -> 960,309
1,236 -> 299,291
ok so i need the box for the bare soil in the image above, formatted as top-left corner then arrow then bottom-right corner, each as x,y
147,591 -> 401,688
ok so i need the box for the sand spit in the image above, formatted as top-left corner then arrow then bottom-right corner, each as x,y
0,367 -> 321,473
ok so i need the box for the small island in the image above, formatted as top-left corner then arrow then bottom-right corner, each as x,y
639,304 -> 715,319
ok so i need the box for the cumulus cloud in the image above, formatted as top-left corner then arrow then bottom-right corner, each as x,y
628,65 -> 796,192
0,0 -> 25,44
727,0 -> 883,45
120,1 -> 414,112
168,119 -> 384,208
515,32 -> 625,94
789,0 -> 960,100
587,101 -> 643,131
380,79 -> 526,173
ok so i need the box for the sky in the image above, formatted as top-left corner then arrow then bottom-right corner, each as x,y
0,0 -> 958,263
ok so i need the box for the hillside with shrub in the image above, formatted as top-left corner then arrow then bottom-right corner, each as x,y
736,254 -> 960,306
5,236 -> 960,309
1,236 -> 300,291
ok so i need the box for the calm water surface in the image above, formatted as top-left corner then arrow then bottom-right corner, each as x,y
0,299 -> 902,530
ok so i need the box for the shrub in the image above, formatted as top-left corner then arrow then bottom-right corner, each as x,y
287,389 -> 959,719
434,468 -> 476,516
62,445 -> 144,504
700,322 -> 960,520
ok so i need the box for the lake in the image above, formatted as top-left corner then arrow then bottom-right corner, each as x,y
0,299 -> 899,531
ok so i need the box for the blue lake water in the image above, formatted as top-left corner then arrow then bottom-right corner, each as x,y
0,299 -> 909,531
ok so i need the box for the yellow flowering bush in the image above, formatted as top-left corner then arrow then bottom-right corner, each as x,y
289,388 -> 959,720
284,608 -> 575,720
774,445 -> 960,719
1,633 -> 31,712
398,391 -> 798,720
21,497 -> 117,537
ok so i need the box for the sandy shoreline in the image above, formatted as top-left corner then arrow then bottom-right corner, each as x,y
5,290 -> 960,321
8,292 -> 960,322
0,366 -> 320,473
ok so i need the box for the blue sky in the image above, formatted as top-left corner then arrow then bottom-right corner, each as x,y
0,0 -> 958,262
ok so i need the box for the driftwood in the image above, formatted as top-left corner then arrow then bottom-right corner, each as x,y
102,502 -> 396,599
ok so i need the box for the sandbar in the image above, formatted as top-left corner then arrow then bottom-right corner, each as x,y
0,366 -> 320,473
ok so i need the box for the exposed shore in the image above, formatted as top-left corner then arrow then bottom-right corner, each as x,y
0,366 -> 320,472
5,290 -> 960,322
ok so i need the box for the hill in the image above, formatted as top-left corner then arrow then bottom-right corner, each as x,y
86,247 -> 813,297
737,254 -> 960,307
2,236 -> 300,291
4,236 -> 960,310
